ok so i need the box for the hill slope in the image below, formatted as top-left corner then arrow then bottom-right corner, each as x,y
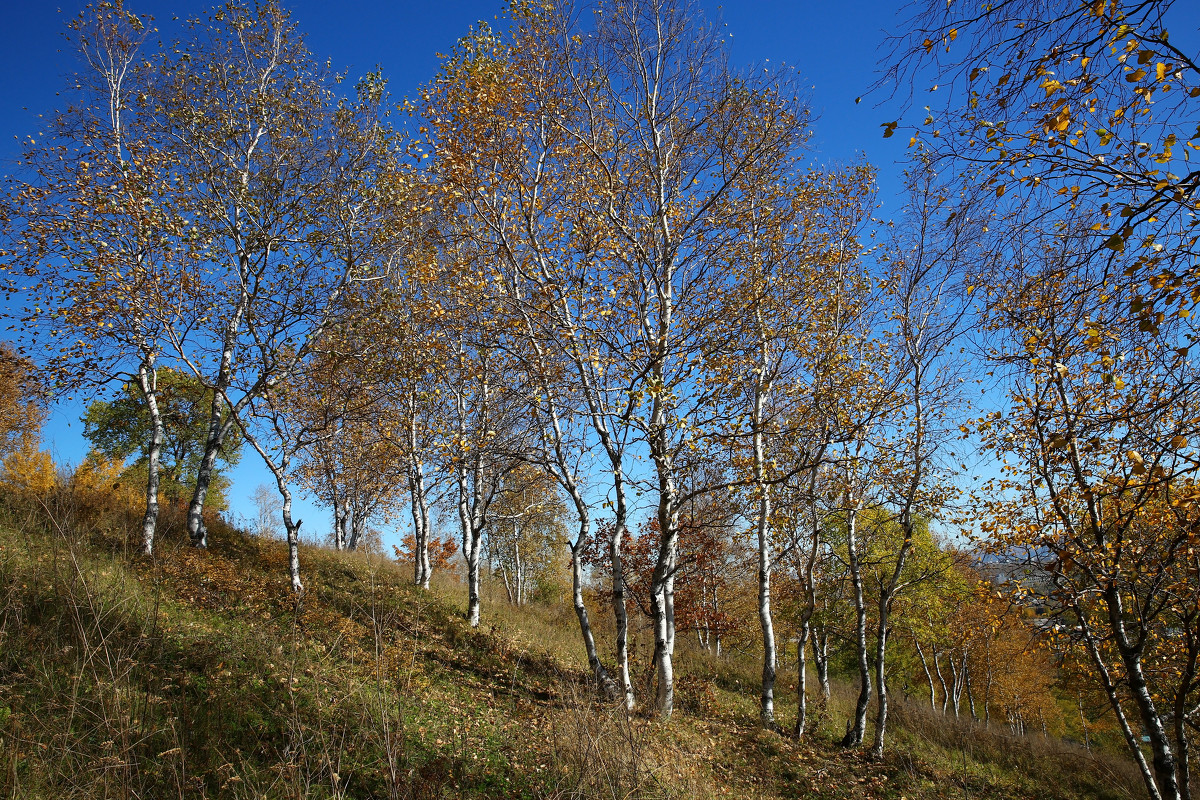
0,498 -> 1141,799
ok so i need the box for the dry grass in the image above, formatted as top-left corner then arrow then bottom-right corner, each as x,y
0,486 -> 1150,799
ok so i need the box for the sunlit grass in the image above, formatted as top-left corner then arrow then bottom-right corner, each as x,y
0,489 -> 1144,799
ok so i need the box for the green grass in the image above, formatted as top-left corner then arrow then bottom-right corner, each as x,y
0,488 -> 1146,799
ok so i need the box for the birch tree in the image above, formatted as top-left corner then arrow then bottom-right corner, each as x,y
291,344 -> 404,551
710,168 -> 875,727
4,2 -> 189,554
576,0 -> 815,719
422,5 -> 638,703
977,213 -> 1200,800
435,271 -> 531,627
866,158 -> 980,757
152,3 -> 398,548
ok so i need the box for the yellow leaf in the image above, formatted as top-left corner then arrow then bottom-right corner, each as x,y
1041,79 -> 1063,96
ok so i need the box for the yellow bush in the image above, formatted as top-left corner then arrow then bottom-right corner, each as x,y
0,438 -> 57,496
72,450 -> 140,511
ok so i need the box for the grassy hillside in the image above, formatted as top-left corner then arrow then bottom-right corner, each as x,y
0,490 -> 1144,799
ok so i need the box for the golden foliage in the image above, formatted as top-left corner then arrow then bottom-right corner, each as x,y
0,438 -> 57,497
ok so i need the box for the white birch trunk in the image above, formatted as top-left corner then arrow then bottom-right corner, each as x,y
136,358 -> 163,556
933,650 -> 951,715
233,410 -> 303,595
457,457 -> 485,627
755,455 -> 776,727
751,312 -> 777,726
1105,585 -> 1182,800
949,652 -> 965,719
794,620 -> 810,738
650,492 -> 680,718
871,594 -> 892,759
332,500 -> 346,551
610,511 -> 634,710
570,532 -> 619,700
966,668 -> 977,722
186,290 -> 247,548
914,638 -> 937,712
841,498 -> 871,747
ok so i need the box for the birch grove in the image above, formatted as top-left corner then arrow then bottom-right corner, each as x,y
7,1 -> 1200,787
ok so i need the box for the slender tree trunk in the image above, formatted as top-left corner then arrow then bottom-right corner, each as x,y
1106,585 -> 1181,800
406,392 -> 432,589
752,329 -> 776,726
332,498 -> 345,551
662,561 -> 681,710
188,412 -> 229,548
713,588 -> 722,657
281,489 -> 303,595
187,304 -> 245,548
983,636 -> 993,726
570,534 -> 618,700
452,349 -> 489,629
949,652 -> 965,719
871,597 -> 891,758
465,531 -> 482,627
523,354 -> 621,703
136,358 -> 163,556
841,501 -> 871,747
501,560 -> 514,604
966,669 -> 978,722
1172,635 -> 1197,800
915,638 -> 937,711
1081,626 -> 1163,800
232,410 -> 302,595
610,517 -> 634,710
453,450 -> 484,628
757,515 -> 776,725
933,651 -> 950,715
514,537 -> 524,606
795,620 -> 811,738
408,463 -> 431,589
457,465 -> 484,628
567,341 -> 634,710
814,624 -> 831,701
650,495 -> 680,718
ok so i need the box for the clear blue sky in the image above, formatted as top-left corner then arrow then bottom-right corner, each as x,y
0,0 -> 912,542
